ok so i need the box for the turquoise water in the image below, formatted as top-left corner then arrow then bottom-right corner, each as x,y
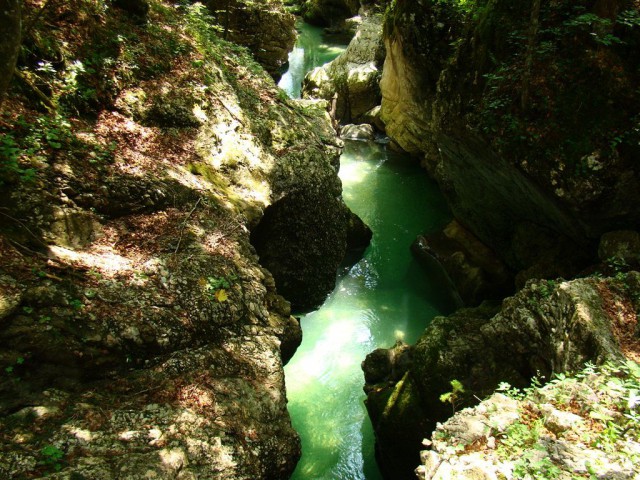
278,22 -> 347,99
284,141 -> 453,479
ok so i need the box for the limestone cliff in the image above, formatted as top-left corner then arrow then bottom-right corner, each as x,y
0,1 -> 359,477
380,0 -> 640,282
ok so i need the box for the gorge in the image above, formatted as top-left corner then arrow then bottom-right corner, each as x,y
1,0 -> 639,479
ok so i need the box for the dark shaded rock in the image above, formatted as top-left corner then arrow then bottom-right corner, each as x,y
511,222 -> 594,289
0,0 -> 20,103
302,0 -> 360,27
250,190 -> 349,312
346,208 -> 372,251
380,0 -> 640,274
598,230 -> 640,266
412,220 -> 512,306
111,0 -> 149,22
362,340 -> 412,386
204,0 -> 296,78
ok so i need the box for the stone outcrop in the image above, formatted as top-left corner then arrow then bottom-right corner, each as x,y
301,0 -> 360,26
380,0 -> 640,281
0,1 -> 366,477
204,0 -> 296,78
302,13 -> 385,124
412,220 -> 512,306
418,362 -> 640,480
363,273 -> 639,478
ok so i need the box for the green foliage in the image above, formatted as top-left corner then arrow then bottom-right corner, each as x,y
69,299 -> 84,310
440,379 -> 465,413
0,113 -> 71,185
563,13 -> 622,46
204,274 -> 237,303
40,445 -> 65,472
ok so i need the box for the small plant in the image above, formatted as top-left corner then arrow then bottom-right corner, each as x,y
40,444 -> 64,472
513,452 -> 561,480
203,274 -> 237,303
69,299 -> 84,310
4,356 -> 25,376
440,379 -> 465,414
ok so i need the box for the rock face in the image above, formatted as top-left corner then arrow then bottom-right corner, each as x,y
301,0 -> 360,26
363,273 -> 639,478
0,0 -> 21,103
204,0 -> 296,78
412,220 -> 512,306
302,13 -> 385,124
0,2 -> 364,478
380,0 -> 640,279
418,362 -> 640,480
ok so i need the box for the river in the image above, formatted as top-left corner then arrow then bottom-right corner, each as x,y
279,23 -> 453,480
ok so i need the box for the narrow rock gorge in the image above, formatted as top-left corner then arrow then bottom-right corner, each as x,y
1,0 -> 640,479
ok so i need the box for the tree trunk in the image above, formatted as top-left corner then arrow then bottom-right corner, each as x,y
521,0 -> 541,112
0,0 -> 21,106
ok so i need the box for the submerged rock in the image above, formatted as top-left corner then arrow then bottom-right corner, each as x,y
364,274 -> 638,478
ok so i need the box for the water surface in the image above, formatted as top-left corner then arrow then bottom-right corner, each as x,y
278,22 -> 347,99
284,141 -> 453,479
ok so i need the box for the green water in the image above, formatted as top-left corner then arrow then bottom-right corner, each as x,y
278,22 -> 347,99
284,141 -> 453,479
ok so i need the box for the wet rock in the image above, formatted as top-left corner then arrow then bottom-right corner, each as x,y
340,123 -> 374,140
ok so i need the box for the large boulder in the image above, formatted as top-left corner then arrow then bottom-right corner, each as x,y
302,13 -> 385,124
364,273 -> 638,478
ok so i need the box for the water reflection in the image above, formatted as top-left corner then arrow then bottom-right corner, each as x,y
285,141 -> 453,479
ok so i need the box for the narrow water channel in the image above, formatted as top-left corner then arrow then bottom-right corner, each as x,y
278,21 -> 347,98
279,23 -> 453,480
